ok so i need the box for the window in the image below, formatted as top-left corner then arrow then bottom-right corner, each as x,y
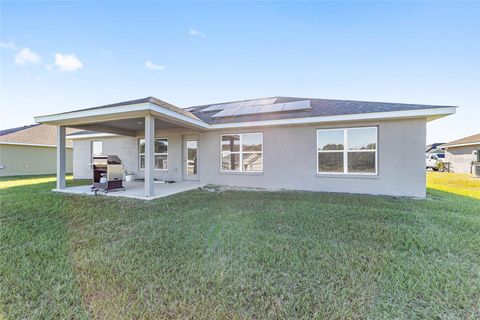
317,127 -> 377,174
139,138 -> 168,170
91,141 -> 103,156
221,133 -> 263,172
186,140 -> 198,175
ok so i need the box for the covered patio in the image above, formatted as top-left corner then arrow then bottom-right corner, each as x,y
35,97 -> 209,200
54,180 -> 205,200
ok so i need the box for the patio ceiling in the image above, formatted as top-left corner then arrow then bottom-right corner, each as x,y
65,117 -> 188,137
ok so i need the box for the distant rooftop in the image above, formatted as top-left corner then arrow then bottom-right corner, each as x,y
0,124 -> 81,147
0,124 -> 40,136
443,133 -> 480,147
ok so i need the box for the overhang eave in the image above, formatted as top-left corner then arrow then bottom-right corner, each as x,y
34,102 -> 209,131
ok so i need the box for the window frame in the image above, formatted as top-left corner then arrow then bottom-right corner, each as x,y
220,132 -> 263,173
91,140 -> 103,158
186,139 -> 198,175
138,138 -> 168,171
316,126 -> 378,175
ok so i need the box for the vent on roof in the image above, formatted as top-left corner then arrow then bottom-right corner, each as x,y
211,100 -> 311,118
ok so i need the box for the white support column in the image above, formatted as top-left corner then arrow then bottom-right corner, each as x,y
56,126 -> 66,189
144,115 -> 155,197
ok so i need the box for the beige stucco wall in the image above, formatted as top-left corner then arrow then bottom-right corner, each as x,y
0,144 -> 73,177
72,118 -> 427,197
445,144 -> 479,173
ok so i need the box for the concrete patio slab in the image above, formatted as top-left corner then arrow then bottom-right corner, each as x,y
53,180 -> 206,200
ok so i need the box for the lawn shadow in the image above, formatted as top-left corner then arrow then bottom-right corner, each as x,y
427,187 -> 480,203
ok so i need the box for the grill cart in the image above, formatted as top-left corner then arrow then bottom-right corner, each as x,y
90,155 -> 125,194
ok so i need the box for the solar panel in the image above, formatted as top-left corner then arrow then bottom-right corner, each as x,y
251,98 -> 277,106
256,103 -> 285,113
210,105 -> 244,117
201,97 -> 277,112
235,105 -> 263,115
211,100 -> 311,118
201,104 -> 233,112
282,100 -> 311,111
208,98 -> 312,118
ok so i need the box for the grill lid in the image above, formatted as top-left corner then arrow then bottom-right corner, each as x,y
92,155 -> 122,165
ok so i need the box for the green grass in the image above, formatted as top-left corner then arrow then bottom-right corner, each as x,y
427,171 -> 480,199
1,175 -> 479,319
0,174 -> 73,190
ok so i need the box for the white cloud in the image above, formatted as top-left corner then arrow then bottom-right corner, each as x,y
145,60 -> 165,71
189,29 -> 206,39
54,53 -> 83,72
0,41 -> 19,50
14,48 -> 41,66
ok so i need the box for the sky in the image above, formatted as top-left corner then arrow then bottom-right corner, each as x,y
1,1 -> 479,144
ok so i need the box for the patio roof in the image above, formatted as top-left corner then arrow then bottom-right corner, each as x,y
34,97 -> 209,135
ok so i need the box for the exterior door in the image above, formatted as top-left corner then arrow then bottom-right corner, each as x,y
183,136 -> 199,180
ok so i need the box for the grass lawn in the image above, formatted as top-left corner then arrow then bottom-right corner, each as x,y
427,171 -> 480,200
1,175 -> 479,319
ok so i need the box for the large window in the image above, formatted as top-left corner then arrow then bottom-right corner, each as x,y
317,127 -> 377,174
221,133 -> 263,172
139,138 -> 168,170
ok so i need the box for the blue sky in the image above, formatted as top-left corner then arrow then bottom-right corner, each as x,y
1,1 -> 479,143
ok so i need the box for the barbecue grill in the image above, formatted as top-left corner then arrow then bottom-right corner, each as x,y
91,155 -> 125,194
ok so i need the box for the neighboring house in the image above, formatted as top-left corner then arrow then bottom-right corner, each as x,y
0,124 -> 77,177
35,96 -> 456,198
443,133 -> 480,173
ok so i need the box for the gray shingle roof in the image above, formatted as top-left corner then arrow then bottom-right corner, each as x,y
0,124 -> 40,136
442,133 -> 480,147
188,96 -> 456,125
0,124 -> 81,147
39,96 -> 455,129
48,97 -> 201,121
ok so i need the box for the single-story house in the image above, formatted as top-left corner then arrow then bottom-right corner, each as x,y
0,124 -> 78,177
443,133 -> 480,173
34,96 -> 456,199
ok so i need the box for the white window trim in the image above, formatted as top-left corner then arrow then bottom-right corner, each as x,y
139,138 -> 168,171
220,132 -> 263,173
316,127 -> 378,175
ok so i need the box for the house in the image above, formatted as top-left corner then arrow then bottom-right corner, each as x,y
34,96 -> 456,199
0,124 -> 78,177
442,133 -> 480,173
